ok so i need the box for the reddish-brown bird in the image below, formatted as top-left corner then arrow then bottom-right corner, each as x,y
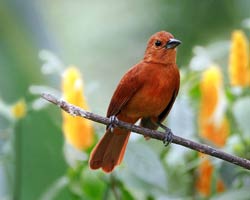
89,31 -> 181,173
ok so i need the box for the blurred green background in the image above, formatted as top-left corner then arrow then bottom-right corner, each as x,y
1,0 -> 250,200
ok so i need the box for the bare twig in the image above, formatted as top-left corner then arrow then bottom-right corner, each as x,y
41,93 -> 250,170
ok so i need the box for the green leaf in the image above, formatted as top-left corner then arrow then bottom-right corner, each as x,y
168,97 -> 195,139
219,162 -> 237,187
72,169 -> 106,200
188,82 -> 201,100
120,185 -> 135,200
39,176 -> 69,200
233,97 -> 250,136
211,188 -> 250,200
20,110 -> 68,200
124,141 -> 167,190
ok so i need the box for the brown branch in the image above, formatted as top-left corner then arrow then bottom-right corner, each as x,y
41,93 -> 250,170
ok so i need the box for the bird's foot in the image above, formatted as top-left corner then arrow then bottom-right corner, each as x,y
107,115 -> 119,133
163,127 -> 173,146
155,121 -> 173,146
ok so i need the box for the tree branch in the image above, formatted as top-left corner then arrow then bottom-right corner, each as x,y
41,93 -> 250,170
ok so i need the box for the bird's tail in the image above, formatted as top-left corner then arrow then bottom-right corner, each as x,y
89,128 -> 130,173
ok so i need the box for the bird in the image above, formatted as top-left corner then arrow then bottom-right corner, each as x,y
89,31 -> 181,173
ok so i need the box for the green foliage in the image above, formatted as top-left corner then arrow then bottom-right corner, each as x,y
125,142 -> 167,190
211,188 -> 250,200
233,97 -> 250,136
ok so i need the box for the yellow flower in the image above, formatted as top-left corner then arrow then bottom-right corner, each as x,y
197,66 -> 227,196
199,65 -> 229,147
11,99 -> 27,119
196,155 -> 225,196
200,65 -> 222,118
228,30 -> 249,87
200,117 -> 229,147
62,66 -> 94,150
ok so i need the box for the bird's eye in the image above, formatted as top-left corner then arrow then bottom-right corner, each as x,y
155,40 -> 162,47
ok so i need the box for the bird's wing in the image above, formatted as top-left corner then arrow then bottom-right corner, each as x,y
155,65 -> 180,124
107,65 -> 142,117
157,88 -> 179,123
140,89 -> 179,130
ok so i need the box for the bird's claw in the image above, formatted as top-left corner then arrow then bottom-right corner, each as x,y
154,121 -> 173,146
107,115 -> 118,133
163,127 -> 173,146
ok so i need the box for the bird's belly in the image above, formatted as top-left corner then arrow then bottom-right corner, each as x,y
121,83 -> 173,118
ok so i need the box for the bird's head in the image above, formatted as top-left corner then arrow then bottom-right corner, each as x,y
143,31 -> 181,65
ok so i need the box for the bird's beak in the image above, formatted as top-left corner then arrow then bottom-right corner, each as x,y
165,38 -> 181,49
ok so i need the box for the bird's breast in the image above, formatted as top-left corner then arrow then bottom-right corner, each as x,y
121,65 -> 179,118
